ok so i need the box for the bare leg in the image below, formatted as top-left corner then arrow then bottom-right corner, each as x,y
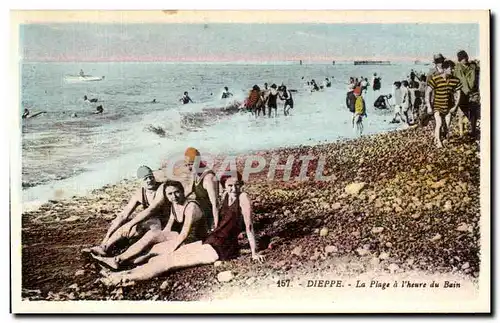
132,238 -> 179,265
434,111 -> 444,148
444,112 -> 453,140
107,242 -> 219,284
116,229 -> 171,263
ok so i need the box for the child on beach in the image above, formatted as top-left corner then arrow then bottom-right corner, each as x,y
99,172 -> 264,286
425,60 -> 462,148
82,166 -> 169,257
91,180 -> 209,270
352,87 -> 366,136
390,81 -> 405,124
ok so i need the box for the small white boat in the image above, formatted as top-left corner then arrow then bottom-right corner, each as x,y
64,75 -> 105,83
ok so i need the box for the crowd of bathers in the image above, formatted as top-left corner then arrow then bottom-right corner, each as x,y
345,50 -> 480,148
243,82 -> 295,117
83,147 -> 264,285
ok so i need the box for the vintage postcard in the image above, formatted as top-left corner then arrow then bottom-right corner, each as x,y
11,10 -> 490,313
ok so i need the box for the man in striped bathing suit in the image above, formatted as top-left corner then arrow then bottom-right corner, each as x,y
425,60 -> 462,148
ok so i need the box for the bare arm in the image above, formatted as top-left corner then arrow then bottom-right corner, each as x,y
425,86 -> 433,111
203,173 -> 220,229
104,189 -> 141,239
169,203 -> 199,251
240,192 -> 264,262
451,89 -> 462,113
126,183 -> 166,229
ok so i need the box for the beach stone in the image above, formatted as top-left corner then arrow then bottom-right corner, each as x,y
291,246 -> 303,256
371,227 -> 384,234
68,283 -> 79,290
325,245 -> 338,255
313,228 -> 320,234
74,270 -> 85,277
411,213 -> 421,219
217,271 -> 234,283
160,280 -> 169,290
371,257 -> 380,266
431,180 -> 446,189
214,261 -> 223,268
407,258 -> 415,266
385,242 -> 393,248
387,263 -> 400,274
456,223 -> 469,232
310,252 -> 320,261
331,202 -> 342,210
356,248 -> 370,257
63,215 -> 80,222
430,233 -> 442,242
319,227 -> 329,237
394,206 -> 403,213
345,182 -> 366,196
379,252 -> 390,260
461,262 -> 470,270
246,277 -> 256,286
444,200 -> 453,211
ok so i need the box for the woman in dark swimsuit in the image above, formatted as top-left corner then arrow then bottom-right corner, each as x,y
100,173 -> 264,285
267,84 -> 279,118
92,180 -> 208,270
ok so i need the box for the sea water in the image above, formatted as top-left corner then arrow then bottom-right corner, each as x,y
20,61 -> 425,208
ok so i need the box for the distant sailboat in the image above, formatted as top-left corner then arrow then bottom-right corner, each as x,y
299,60 -> 303,65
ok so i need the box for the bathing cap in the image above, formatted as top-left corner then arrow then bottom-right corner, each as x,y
184,147 -> 201,162
137,165 -> 154,179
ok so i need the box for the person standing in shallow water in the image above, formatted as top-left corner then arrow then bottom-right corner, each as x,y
180,91 -> 194,104
278,85 -> 294,116
99,173 -> 264,285
184,147 -> 220,231
266,84 -> 279,117
82,166 -> 168,256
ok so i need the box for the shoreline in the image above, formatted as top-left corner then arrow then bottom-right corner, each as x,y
20,123 -> 481,301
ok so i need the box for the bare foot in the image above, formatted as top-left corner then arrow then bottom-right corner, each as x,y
90,245 -> 108,256
90,254 -> 120,270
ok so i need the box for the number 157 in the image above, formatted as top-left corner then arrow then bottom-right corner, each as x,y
277,279 -> 290,287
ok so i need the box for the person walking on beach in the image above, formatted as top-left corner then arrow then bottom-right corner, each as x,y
453,50 -> 480,138
82,166 -> 169,256
260,83 -> 270,117
352,87 -> 366,136
184,147 -> 220,231
426,53 -> 445,87
390,81 -> 405,124
91,180 -> 209,270
401,80 -> 412,124
98,173 -> 264,286
180,91 -> 194,104
425,60 -> 462,148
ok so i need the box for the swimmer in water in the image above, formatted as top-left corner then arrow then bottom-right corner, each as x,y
95,105 -> 104,114
79,69 -> 85,77
180,92 -> 194,105
221,86 -> 233,99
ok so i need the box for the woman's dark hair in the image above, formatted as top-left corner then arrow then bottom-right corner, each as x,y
184,91 -> 188,95
457,50 -> 469,62
402,80 -> 409,87
164,180 -> 185,195
393,81 -> 402,87
442,60 -> 456,70
220,172 -> 244,189
252,85 -> 260,91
